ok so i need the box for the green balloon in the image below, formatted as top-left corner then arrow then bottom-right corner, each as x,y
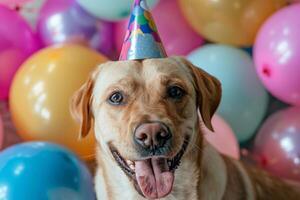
188,44 -> 269,142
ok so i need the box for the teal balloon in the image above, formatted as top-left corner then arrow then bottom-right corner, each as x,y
0,142 -> 95,200
76,0 -> 159,21
188,44 -> 268,142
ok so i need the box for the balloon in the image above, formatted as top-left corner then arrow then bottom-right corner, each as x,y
203,115 -> 240,159
188,44 -> 269,142
0,0 -> 32,5
9,45 -> 108,160
253,107 -> 300,182
0,142 -> 95,199
254,4 -> 300,106
0,0 -> 31,7
115,0 -> 204,56
37,0 -> 114,57
18,0 -> 46,28
0,113 -> 3,149
76,0 -> 159,21
0,0 -> 46,28
179,0 -> 286,46
288,0 -> 300,3
0,5 -> 40,100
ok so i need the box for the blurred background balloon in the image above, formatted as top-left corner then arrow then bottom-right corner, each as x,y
188,45 -> 269,143
0,5 -> 40,100
179,0 -> 286,46
0,0 -> 31,8
18,0 -> 46,28
0,0 -> 45,28
76,0 -> 159,21
0,113 -> 3,149
203,115 -> 240,159
77,0 -> 159,21
253,107 -> 300,182
254,4 -> 300,106
9,45 -> 107,160
288,0 -> 300,3
115,0 -> 205,56
37,0 -> 114,58
0,142 -> 95,200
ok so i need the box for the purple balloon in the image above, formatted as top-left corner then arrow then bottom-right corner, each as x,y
254,107 -> 300,182
37,0 -> 114,57
0,5 -> 40,100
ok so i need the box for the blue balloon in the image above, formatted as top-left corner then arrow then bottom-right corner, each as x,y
188,44 -> 269,142
76,0 -> 159,21
0,142 -> 95,200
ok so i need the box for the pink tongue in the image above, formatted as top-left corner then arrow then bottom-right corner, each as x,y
135,158 -> 174,199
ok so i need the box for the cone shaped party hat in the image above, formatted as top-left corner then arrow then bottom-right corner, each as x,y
119,0 -> 167,60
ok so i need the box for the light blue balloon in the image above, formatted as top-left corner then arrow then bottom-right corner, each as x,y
188,44 -> 269,142
76,0 -> 159,21
0,142 -> 95,200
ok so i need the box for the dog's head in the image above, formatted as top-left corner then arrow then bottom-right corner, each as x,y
71,57 -> 221,199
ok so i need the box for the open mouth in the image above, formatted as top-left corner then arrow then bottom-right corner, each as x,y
110,136 -> 190,199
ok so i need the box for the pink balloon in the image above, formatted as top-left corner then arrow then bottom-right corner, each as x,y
115,0 -> 204,56
253,107 -> 300,182
254,4 -> 300,106
0,0 -> 31,7
0,5 -> 40,100
203,115 -> 240,159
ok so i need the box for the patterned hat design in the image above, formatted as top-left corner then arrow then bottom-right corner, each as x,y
119,0 -> 167,60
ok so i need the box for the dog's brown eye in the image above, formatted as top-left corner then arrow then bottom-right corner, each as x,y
167,86 -> 185,100
108,92 -> 124,105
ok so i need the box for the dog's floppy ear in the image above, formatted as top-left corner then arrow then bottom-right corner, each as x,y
179,57 -> 222,131
70,71 -> 97,138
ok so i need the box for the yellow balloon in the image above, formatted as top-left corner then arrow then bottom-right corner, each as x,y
9,45 -> 108,160
179,0 -> 287,46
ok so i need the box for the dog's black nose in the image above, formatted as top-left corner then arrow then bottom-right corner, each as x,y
134,122 -> 172,149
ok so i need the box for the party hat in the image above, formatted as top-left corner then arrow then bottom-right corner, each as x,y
119,0 -> 167,60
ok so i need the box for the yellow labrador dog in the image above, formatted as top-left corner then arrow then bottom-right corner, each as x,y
71,57 -> 300,200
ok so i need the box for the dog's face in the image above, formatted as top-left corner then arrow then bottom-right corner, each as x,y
71,57 -> 221,199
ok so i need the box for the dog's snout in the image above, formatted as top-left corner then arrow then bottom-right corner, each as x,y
134,122 -> 172,149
